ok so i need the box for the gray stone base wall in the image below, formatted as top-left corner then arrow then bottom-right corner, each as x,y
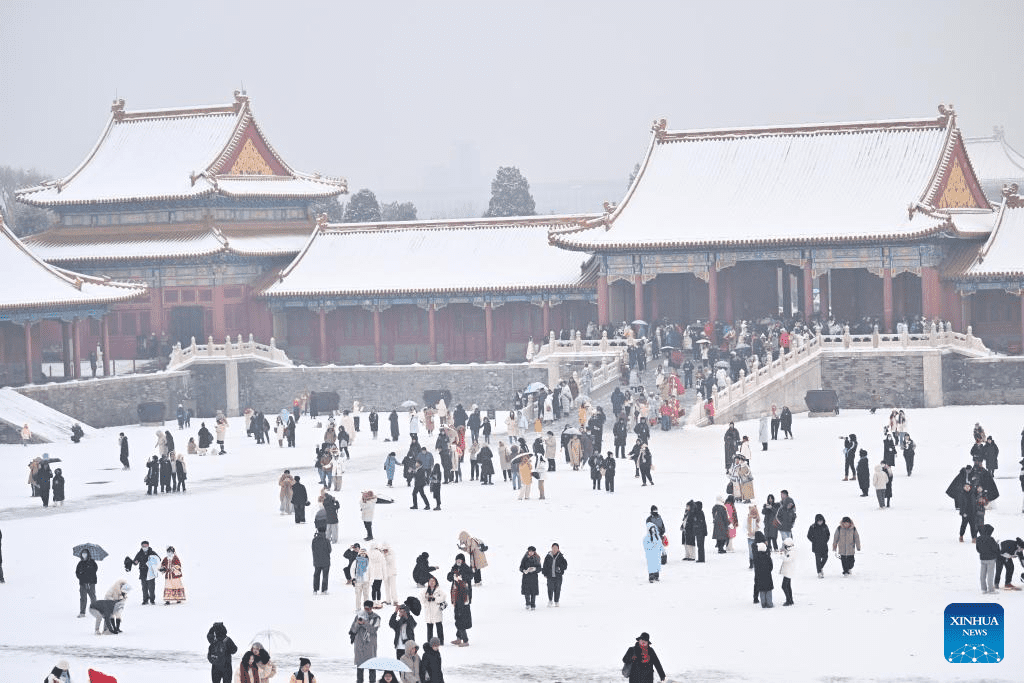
820,352 -> 926,409
942,354 -> 1024,405
14,372 -> 191,428
243,364 -> 547,415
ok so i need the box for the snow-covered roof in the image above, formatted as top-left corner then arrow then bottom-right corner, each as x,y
0,215 -> 146,311
262,216 -> 598,298
961,192 -> 1024,279
16,93 -> 345,207
550,108 -> 994,251
964,131 -> 1024,183
24,224 -> 312,264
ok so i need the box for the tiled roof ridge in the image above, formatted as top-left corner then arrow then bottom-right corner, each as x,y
322,213 -> 598,234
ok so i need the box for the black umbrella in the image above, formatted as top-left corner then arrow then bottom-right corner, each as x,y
72,543 -> 109,561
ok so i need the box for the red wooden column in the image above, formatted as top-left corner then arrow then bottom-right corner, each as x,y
23,321 -> 34,384
428,304 -> 437,362
882,269 -> 894,332
373,309 -> 382,364
542,301 -> 550,337
650,278 -> 659,321
633,275 -> 644,322
102,314 -> 111,376
484,303 -> 494,362
707,264 -> 719,322
61,321 -> 71,378
723,269 -> 734,324
819,274 -> 830,317
71,318 -> 82,379
318,309 -> 328,363
921,266 -> 942,321
597,275 -> 610,326
803,262 -> 814,322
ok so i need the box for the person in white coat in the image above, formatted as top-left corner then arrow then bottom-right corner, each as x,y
436,399 -> 448,428
778,537 -> 796,606
420,575 -> 448,644
872,464 -> 890,509
408,410 -> 420,440
505,411 -> 518,445
368,542 -> 398,607
758,415 -> 770,451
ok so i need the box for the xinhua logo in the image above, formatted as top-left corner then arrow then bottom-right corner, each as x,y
945,603 -> 1004,663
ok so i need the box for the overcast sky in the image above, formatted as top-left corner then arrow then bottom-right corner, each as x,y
1,0 -> 1021,207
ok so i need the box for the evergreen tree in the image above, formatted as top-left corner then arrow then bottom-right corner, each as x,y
381,201 -> 418,221
1,166 -> 55,236
309,196 -> 345,223
628,162 -> 641,189
343,188 -> 382,223
484,166 -> 535,217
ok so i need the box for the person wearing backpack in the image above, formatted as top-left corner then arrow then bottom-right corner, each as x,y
206,621 -> 238,683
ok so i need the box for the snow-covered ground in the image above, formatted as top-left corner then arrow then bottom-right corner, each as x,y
1,404 -> 1022,682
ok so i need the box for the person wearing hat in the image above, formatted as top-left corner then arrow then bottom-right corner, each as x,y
420,637 -> 445,682
778,537 -> 796,605
288,657 -> 316,683
856,449 -> 871,497
45,660 -> 71,683
752,536 -> 774,608
399,640 -> 421,683
350,601 -> 380,683
159,546 -> 185,605
621,632 -> 666,683
520,546 -> 542,609
206,621 -> 238,683
832,516 -> 861,577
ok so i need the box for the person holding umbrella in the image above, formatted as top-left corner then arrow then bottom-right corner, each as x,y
75,547 -> 99,618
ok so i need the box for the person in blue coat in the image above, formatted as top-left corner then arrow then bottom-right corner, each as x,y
383,452 -> 398,487
643,522 -> 662,583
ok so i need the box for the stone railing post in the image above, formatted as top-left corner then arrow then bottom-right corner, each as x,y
929,321 -> 937,343
843,324 -> 851,349
574,331 -> 583,352
189,336 -> 197,354
225,336 -> 233,357
207,336 -> 215,356
739,369 -> 746,394
872,325 -> 880,348
901,328 -> 908,348
600,330 -> 609,352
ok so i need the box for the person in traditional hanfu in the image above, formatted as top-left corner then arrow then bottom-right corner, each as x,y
159,546 -> 186,605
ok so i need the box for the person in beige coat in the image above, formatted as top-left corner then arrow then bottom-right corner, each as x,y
457,531 -> 488,585
399,640 -> 421,683
517,454 -> 534,500
279,470 -> 295,515
832,516 -> 862,576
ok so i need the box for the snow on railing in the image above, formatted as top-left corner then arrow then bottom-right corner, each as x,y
527,330 -> 629,391
167,334 -> 291,370
700,322 -> 990,426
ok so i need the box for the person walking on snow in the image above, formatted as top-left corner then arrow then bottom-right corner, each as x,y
621,632 -> 666,683
832,516 -> 861,576
856,449 -> 871,497
807,513 -> 831,578
778,537 -> 796,605
643,522 -> 663,583
541,542 -> 567,607
519,545 -> 542,609
977,523 -> 1000,594
76,549 -> 98,618
753,537 -> 774,607
349,601 -> 380,683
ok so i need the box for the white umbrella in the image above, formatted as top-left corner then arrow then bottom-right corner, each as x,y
358,656 -> 411,673
249,629 -> 290,651
400,400 -> 418,408
524,381 -> 548,394
632,319 -> 648,326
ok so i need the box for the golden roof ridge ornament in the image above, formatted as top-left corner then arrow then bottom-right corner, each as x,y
1003,183 -> 1023,208
937,104 -> 955,124
651,118 -> 668,140
111,98 -> 126,121
315,212 -> 330,230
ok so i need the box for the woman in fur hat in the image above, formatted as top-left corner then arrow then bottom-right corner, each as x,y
237,643 -> 276,683
160,546 -> 185,604
778,537 -> 796,605
621,632 -> 666,683
288,658 -> 316,683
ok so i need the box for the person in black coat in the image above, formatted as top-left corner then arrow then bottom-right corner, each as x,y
519,546 -> 541,609
723,423 -> 740,473
52,468 -> 66,506
467,409 -> 482,444
35,461 -> 52,507
902,435 -> 916,476
411,462 -> 431,510
174,456 -> 187,493
882,430 -> 898,467
312,528 -> 331,594
145,456 -> 160,495
388,603 -> 417,659
634,419 -> 650,445
807,513 -> 831,577
541,543 -> 567,607
132,541 -> 159,605
603,452 -> 616,492
369,409 -> 379,439
119,432 -> 130,470
621,632 -> 666,683
197,423 -> 213,454
752,536 -> 774,608
388,410 -> 400,442
636,444 -> 654,486
691,500 -> 707,563
291,476 -> 309,524
159,455 -> 172,493
75,549 -> 98,617
779,406 -> 793,439
421,638 -> 444,682
856,450 -> 871,497
0,528 -> 5,583
613,418 -> 628,459
413,552 -> 437,587
977,523 -> 1001,594
477,446 -> 495,485
452,404 -> 468,428
843,434 -> 858,481
446,553 -> 474,601
206,621 -> 238,683
984,436 -> 1000,478
995,537 -> 1024,589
